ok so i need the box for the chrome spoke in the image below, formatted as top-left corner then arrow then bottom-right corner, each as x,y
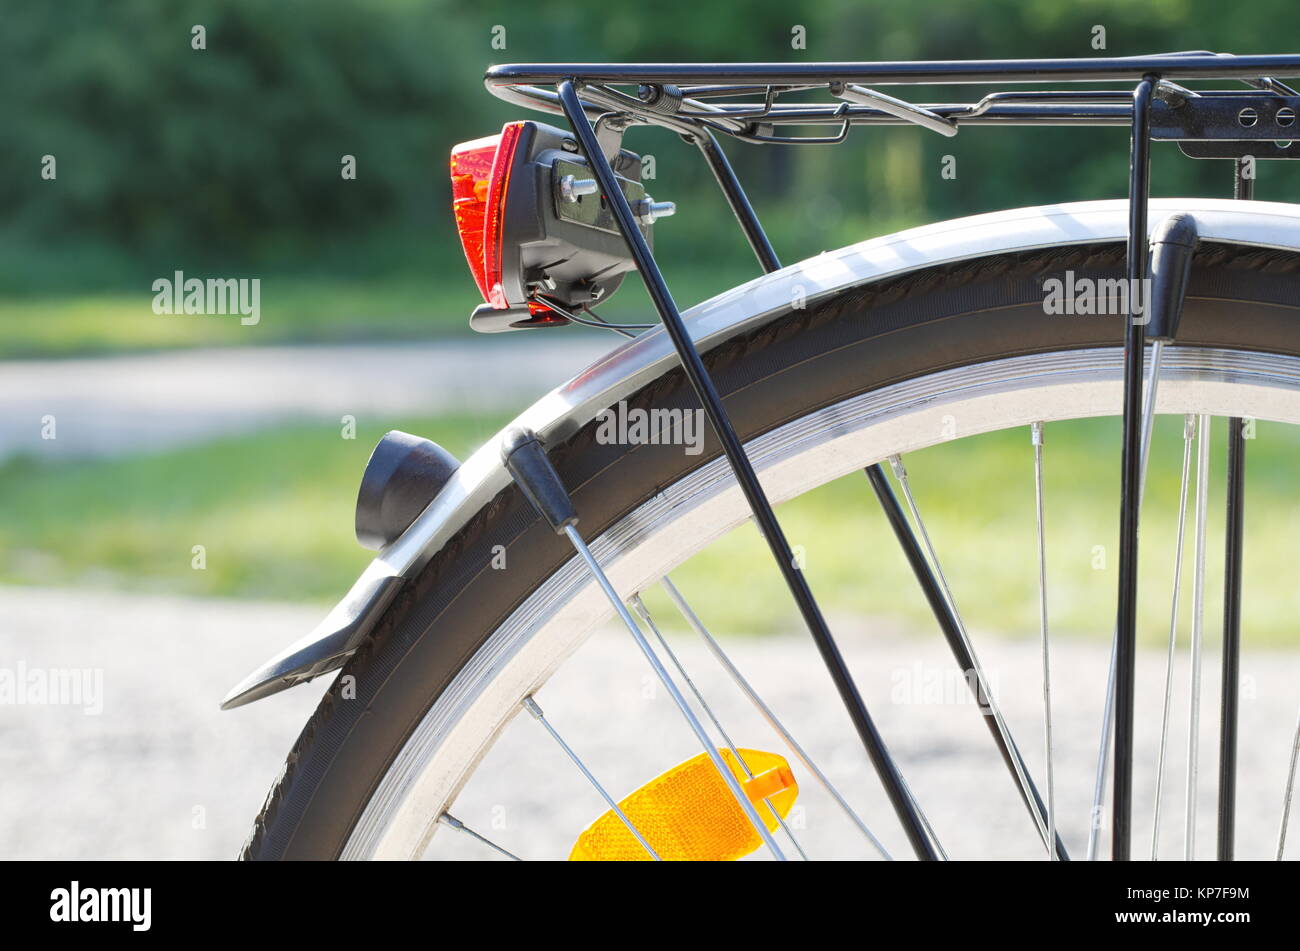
660,576 -> 893,859
437,813 -> 523,861
562,524 -> 787,860
887,453 -> 1051,854
630,596 -> 810,859
1185,413 -> 1211,860
1279,703 -> 1300,860
1086,341 -> 1165,860
1152,414 -> 1196,859
1086,636 -> 1118,860
1031,422 -> 1057,860
896,768 -> 950,860
521,696 -> 661,860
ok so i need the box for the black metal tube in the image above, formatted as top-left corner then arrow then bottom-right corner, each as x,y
556,80 -> 938,860
866,466 -> 1070,859
486,82 -> 1136,127
487,54 -> 1300,88
693,98 -> 1065,859
1235,165 -> 1256,201
699,125 -> 1057,860
1219,162 -> 1251,860
1219,417 -> 1246,860
691,131 -> 781,273
1112,75 -> 1157,861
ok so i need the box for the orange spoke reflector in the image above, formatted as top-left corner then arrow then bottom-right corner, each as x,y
569,748 -> 798,861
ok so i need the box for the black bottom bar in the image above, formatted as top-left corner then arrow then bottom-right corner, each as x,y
11,858 -> 1282,934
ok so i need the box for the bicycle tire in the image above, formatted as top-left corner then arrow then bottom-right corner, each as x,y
243,237 -> 1300,859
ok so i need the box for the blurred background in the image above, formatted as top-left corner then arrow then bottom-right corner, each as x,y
3,0 -> 1300,859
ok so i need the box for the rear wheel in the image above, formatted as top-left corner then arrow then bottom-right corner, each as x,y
245,239 -> 1300,859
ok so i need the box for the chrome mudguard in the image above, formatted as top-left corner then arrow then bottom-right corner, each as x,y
221,197 -> 1300,708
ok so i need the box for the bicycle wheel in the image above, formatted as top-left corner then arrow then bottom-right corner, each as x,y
241,206 -> 1300,860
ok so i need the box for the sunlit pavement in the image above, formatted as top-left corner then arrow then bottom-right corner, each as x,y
3,584 -> 1296,861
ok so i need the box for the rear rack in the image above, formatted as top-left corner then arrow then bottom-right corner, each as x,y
481,52 -> 1300,862
486,53 -> 1300,144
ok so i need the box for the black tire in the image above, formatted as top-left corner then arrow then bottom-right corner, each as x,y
243,240 -> 1300,859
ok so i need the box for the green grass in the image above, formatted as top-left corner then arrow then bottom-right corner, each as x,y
4,412 -> 1300,647
0,209 -> 916,359
0,277 -> 453,358
0,414 -> 510,601
0,267 -> 768,359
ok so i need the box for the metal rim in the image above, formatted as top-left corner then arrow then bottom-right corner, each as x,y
344,345 -> 1300,859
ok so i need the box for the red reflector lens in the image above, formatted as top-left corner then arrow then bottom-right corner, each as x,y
450,122 -> 525,309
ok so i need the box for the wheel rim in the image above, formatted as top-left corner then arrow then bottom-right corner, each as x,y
345,345 -> 1300,859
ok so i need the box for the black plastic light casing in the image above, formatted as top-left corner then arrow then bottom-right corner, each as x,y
472,121 -> 652,332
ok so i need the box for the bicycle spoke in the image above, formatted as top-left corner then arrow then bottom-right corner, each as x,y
437,813 -> 523,861
501,425 -> 787,859
1031,423 -> 1058,861
1186,413 -> 1211,860
659,576 -> 893,859
561,524 -> 787,860
1279,703 -> 1300,860
630,595 -> 810,860
882,454 -> 1061,857
521,696 -> 661,860
1152,414 -> 1196,859
896,766 -> 950,860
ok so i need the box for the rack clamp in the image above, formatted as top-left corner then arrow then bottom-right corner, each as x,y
1148,91 -> 1300,159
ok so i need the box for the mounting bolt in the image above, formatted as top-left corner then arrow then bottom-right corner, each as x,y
634,198 -> 676,224
1277,106 -> 1296,128
559,175 -> 599,202
1238,107 -> 1259,128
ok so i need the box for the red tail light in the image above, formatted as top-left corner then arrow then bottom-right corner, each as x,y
450,122 -> 525,309
449,119 -> 656,333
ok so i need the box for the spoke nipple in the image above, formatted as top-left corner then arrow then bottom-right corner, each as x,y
629,595 -> 651,622
1031,421 -> 1045,446
1184,414 -> 1197,439
438,813 -> 466,832
887,454 -> 907,480
521,695 -> 544,719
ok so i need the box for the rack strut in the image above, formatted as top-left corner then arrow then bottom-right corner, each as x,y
473,51 -> 1300,859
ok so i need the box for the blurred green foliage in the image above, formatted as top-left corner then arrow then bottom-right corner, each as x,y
1,0 -> 1297,304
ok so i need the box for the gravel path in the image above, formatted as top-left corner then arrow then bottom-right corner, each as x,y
2,585 -> 1297,861
0,337 -> 612,462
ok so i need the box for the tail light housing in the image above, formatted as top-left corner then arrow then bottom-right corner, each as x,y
449,120 -> 663,332
450,122 -> 526,309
